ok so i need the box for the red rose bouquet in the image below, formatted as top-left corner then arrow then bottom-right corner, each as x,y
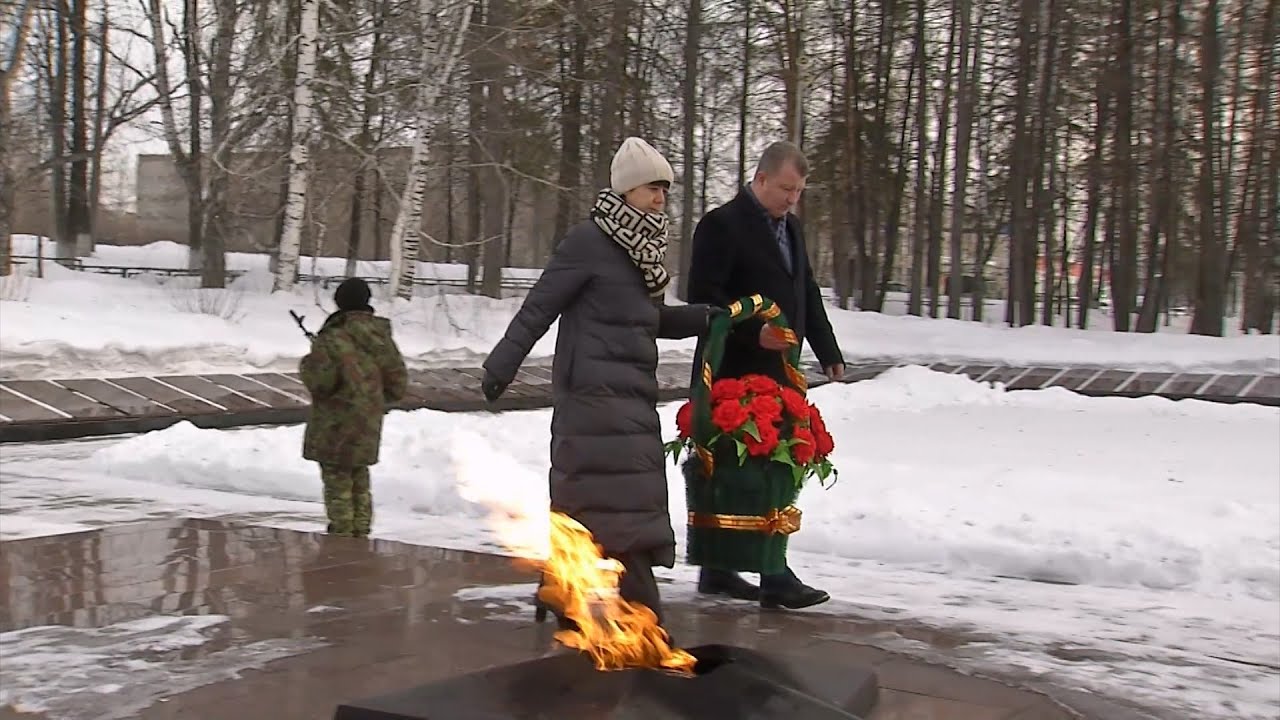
668,373 -> 837,489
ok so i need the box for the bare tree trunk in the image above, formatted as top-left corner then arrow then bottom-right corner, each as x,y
1005,0 -> 1036,326
345,12 -> 384,278
1110,0 -> 1138,331
182,0 -> 204,271
876,58 -> 916,311
906,0 -> 928,317
676,0 -> 701,300
1136,5 -> 1167,333
1035,0 -> 1064,326
1137,0 -> 1182,333
835,2 -> 858,310
1076,69 -> 1109,329
927,3 -> 957,318
968,17 -> 989,322
372,155 -> 386,261
1258,122 -> 1279,333
553,3 -> 586,249
862,0 -> 901,312
66,0 -> 91,258
87,10 -> 108,250
201,0 -> 241,289
1219,2 -> 1251,286
50,3 -> 70,261
345,167 -> 366,276
267,0 -> 300,276
594,0 -> 630,189
442,136 -> 456,265
780,0 -> 806,145
273,0 -> 319,292
1190,0 -> 1226,336
465,7 -> 483,294
1102,184 -> 1117,310
946,0 -> 974,320
387,0 -> 473,299
1237,0 -> 1275,333
478,0 -> 509,299
503,176 -> 520,268
0,0 -> 35,275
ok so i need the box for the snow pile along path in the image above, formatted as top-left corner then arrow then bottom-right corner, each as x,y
56,366 -> 1280,603
3,235 -> 1277,378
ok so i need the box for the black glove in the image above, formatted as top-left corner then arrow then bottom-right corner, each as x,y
481,372 -> 508,403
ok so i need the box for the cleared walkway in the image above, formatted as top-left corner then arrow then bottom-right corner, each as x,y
0,361 -> 1274,442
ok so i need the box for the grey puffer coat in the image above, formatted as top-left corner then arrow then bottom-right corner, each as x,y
483,220 -> 710,567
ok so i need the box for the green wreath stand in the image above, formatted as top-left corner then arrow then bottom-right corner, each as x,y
683,294 -> 809,576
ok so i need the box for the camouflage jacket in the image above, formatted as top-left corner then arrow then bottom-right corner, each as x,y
299,310 -> 408,467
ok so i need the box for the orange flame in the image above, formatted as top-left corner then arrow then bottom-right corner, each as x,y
537,512 -> 696,676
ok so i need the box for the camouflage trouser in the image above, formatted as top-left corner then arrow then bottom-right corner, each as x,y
320,463 -> 372,537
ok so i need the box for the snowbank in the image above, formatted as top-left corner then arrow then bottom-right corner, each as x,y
81,366 -> 1280,601
3,235 -> 1276,378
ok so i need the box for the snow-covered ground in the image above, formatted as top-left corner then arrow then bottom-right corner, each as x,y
3,235 -> 1277,379
2,368 -> 1278,719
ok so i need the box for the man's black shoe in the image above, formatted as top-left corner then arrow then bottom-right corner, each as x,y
696,568 -> 761,600
759,568 -> 830,610
760,584 -> 830,610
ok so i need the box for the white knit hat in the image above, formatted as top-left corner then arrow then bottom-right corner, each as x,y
610,137 -> 674,194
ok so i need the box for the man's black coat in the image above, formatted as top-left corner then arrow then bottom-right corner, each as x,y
686,188 -> 843,384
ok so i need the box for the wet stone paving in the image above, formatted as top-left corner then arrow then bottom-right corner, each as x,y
0,518 -> 1172,720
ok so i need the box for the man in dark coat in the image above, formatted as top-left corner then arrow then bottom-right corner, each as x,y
686,140 -> 844,610
299,277 -> 409,538
482,137 -> 714,626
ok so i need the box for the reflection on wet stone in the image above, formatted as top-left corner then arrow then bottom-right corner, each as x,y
0,520 -> 1109,720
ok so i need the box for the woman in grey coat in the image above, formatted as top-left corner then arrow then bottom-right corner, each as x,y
481,137 -> 715,627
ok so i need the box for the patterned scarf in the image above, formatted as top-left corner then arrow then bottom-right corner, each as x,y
591,189 -> 671,297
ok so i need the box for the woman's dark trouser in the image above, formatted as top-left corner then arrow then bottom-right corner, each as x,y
539,549 -> 664,627
613,550 -> 663,625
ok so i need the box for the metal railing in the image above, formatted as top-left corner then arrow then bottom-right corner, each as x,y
296,272 -> 538,290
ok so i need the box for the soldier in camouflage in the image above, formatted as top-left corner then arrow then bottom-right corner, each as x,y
299,277 -> 408,537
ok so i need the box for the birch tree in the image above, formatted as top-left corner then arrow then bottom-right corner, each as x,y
146,0 -> 203,271
0,0 -> 36,275
386,0 -> 473,300
273,0 -> 320,292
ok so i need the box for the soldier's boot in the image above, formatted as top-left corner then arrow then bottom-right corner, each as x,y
351,466 -> 372,538
321,464 -> 356,536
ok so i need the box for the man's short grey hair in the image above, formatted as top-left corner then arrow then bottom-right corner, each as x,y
756,141 -> 809,177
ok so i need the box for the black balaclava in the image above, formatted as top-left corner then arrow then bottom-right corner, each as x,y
333,277 -> 373,312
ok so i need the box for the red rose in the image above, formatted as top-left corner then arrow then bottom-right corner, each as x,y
742,374 -> 780,396
711,378 -> 747,403
809,406 -> 834,455
675,401 -> 694,438
744,422 -> 780,457
711,400 -> 750,434
747,395 -> 782,425
779,387 -> 808,419
791,427 -> 817,464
